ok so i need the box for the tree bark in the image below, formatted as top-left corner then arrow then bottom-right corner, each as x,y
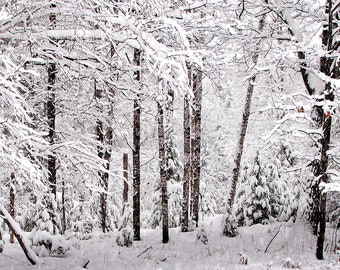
133,48 -> 141,241
9,172 -> 15,243
227,12 -> 266,209
61,179 -> 66,234
0,205 -> 41,265
95,81 -> 112,233
47,4 -> 57,196
181,64 -> 192,232
123,153 -> 129,204
158,102 -> 169,243
315,0 -> 338,259
191,68 -> 203,227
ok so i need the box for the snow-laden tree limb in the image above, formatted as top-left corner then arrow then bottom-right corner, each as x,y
0,29 -> 141,49
0,205 -> 41,265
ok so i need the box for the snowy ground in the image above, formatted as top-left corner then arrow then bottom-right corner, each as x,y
0,215 -> 339,269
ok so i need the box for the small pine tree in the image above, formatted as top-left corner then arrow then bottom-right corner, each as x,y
149,181 -> 162,229
234,154 -> 271,226
196,225 -> 208,244
29,193 -> 69,257
167,180 -> 182,227
222,209 -> 238,237
68,195 -> 94,239
116,203 -> 133,247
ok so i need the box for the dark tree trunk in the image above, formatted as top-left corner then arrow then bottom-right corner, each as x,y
191,68 -> 203,227
158,102 -> 169,243
9,172 -> 15,243
227,11 -> 266,209
293,0 -> 339,260
95,81 -> 112,233
181,64 -> 192,232
96,117 -> 106,232
315,0 -> 338,259
228,76 -> 256,208
61,179 -> 66,234
0,205 -> 41,265
123,153 -> 129,204
47,62 -> 57,196
133,49 -> 141,241
47,5 -> 57,196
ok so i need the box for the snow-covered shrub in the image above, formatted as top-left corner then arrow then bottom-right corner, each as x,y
196,225 -> 208,244
116,226 -> 133,247
200,131 -> 230,217
148,179 -> 182,229
116,203 -> 133,247
167,180 -> 182,227
29,193 -> 69,257
234,151 -> 298,226
18,193 -> 38,232
239,251 -> 248,265
117,203 -> 132,231
234,154 -> 271,226
106,197 -> 121,231
281,257 -> 301,268
66,194 -> 96,239
222,209 -> 238,237
149,182 -> 161,229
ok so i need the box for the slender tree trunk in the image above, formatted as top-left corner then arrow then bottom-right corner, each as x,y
316,0 -> 338,259
96,116 -> 106,232
9,172 -> 15,243
227,11 -> 266,209
316,115 -> 332,259
95,81 -> 112,233
61,179 -> 66,234
47,4 -> 57,197
133,48 -> 141,241
123,153 -> 129,204
191,68 -> 203,227
158,101 -> 169,243
0,205 -> 41,265
181,64 -> 192,232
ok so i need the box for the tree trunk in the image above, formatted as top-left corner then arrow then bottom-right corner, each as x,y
95,81 -> 112,233
9,172 -> 15,243
61,179 -> 66,234
0,205 -> 41,265
315,0 -> 338,259
96,116 -> 107,233
181,64 -> 192,232
133,48 -> 141,241
191,68 -> 203,227
47,4 -> 57,197
123,153 -> 129,204
227,11 -> 266,209
158,101 -> 169,243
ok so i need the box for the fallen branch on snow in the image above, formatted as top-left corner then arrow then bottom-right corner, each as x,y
137,246 -> 152,258
0,204 -> 41,265
264,224 -> 282,253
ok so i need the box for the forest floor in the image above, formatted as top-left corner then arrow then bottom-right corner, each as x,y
0,215 -> 339,269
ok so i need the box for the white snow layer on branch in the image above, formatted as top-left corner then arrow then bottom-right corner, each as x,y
320,181 -> 340,193
0,29 -> 141,49
0,204 -> 41,265
0,7 -> 195,96
282,11 -> 303,42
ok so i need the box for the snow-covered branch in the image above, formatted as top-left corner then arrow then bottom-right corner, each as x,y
0,205 -> 41,265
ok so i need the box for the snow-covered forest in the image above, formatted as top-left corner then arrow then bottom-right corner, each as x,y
0,0 -> 339,269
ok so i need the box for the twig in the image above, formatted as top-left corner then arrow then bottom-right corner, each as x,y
83,260 -> 90,268
137,246 -> 152,258
264,224 -> 282,253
